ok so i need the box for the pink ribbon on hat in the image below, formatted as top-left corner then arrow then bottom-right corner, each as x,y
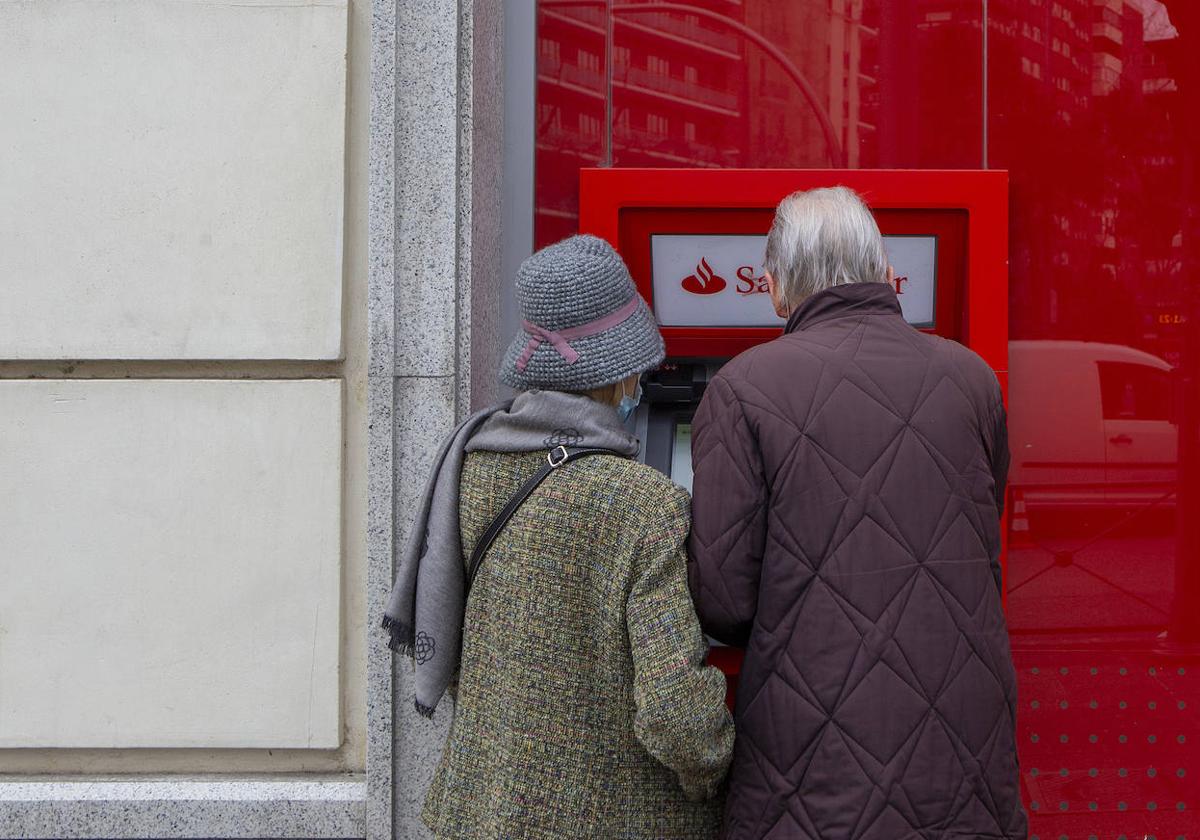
516,296 -> 641,372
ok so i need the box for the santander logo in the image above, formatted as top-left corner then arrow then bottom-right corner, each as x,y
680,257 -> 727,295
682,256 -> 771,297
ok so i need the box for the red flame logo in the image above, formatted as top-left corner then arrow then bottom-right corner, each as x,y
681,257 -> 727,295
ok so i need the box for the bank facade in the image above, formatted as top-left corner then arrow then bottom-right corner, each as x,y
0,1 -> 1196,839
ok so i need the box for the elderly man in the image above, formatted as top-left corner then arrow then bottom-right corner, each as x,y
687,187 -> 1027,840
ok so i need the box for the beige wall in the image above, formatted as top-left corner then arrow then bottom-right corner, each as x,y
0,380 -> 342,748
0,0 -> 369,772
0,0 -> 346,360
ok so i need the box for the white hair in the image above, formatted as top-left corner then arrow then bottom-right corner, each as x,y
763,186 -> 888,309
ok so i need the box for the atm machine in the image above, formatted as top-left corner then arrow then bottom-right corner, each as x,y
579,168 -> 1009,699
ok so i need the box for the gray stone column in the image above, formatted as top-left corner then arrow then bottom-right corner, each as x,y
367,0 -> 503,837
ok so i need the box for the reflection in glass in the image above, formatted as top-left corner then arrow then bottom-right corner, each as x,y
534,1 -> 1200,833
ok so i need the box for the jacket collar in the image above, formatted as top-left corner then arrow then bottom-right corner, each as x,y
784,282 -> 902,334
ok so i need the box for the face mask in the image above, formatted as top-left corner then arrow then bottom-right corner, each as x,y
616,379 -> 643,423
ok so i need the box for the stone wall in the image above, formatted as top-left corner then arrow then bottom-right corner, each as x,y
368,0 -> 505,837
0,0 -> 502,834
0,0 -> 368,834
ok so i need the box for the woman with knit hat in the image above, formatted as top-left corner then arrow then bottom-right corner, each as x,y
383,234 -> 734,839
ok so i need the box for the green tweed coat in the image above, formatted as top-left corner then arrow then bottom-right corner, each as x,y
422,450 -> 735,840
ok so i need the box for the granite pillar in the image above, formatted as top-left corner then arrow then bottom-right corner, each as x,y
367,0 -> 504,837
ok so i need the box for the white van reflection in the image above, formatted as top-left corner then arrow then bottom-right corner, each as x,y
1009,340 -> 1177,510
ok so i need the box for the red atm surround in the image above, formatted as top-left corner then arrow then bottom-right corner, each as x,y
579,168 -> 1010,704
579,167 -> 1009,390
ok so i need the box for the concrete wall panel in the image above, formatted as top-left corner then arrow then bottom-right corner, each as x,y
0,379 -> 342,748
0,0 -> 347,360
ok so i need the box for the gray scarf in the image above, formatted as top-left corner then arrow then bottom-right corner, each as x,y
383,389 -> 641,718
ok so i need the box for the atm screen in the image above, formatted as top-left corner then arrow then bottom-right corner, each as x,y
670,421 -> 693,494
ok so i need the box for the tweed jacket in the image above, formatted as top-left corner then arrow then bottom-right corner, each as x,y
422,449 -> 735,840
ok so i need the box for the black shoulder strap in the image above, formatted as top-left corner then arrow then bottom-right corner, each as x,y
466,446 -> 616,592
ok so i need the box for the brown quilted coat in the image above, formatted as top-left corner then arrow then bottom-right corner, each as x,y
688,283 -> 1027,840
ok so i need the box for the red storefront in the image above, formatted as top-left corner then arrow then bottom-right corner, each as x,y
533,1 -> 1199,837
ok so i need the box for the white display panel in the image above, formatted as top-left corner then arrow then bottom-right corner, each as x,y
650,234 -> 938,328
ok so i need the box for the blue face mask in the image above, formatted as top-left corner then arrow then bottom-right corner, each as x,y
617,380 -> 643,423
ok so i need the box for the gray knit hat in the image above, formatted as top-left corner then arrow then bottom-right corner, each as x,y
500,235 -> 665,391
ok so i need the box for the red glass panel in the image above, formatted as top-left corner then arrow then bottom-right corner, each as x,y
535,0 -> 983,248
992,0 -> 1200,834
536,1 -> 608,247
534,0 -> 1200,834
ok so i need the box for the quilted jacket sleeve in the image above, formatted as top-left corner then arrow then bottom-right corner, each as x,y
687,373 -> 767,647
627,485 -> 735,802
987,395 -> 1011,516
984,386 -> 1011,594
